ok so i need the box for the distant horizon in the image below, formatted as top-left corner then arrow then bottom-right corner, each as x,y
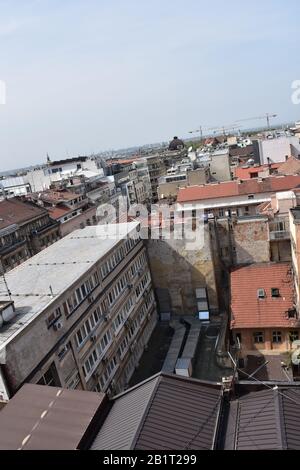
0,119 -> 297,176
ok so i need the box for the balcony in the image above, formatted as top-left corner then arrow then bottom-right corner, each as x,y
269,230 -> 290,241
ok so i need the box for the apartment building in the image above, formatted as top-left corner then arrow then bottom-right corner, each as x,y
26,189 -> 98,237
0,198 -> 60,273
0,223 -> 157,399
230,263 -> 300,356
214,190 -> 296,267
25,156 -> 104,192
177,175 -> 300,219
144,155 -> 166,202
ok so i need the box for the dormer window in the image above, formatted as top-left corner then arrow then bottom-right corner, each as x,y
271,288 -> 280,298
257,288 -> 266,299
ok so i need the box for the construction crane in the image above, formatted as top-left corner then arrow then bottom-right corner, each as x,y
189,124 -> 240,140
235,113 -> 278,131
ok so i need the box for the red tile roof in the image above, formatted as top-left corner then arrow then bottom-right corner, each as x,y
177,175 -> 300,203
277,157 -> 300,176
48,206 -> 72,219
230,263 -> 297,329
234,163 -> 279,180
0,197 -> 47,230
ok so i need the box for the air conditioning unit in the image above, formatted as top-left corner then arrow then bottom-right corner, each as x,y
103,315 -> 109,322
53,319 -> 64,331
127,284 -> 133,289
92,370 -> 101,379
102,356 -> 108,364
88,295 -> 94,304
90,334 -> 97,342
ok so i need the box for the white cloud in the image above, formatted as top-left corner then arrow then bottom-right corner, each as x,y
0,17 -> 36,36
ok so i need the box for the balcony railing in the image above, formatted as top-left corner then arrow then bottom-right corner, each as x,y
269,230 -> 290,241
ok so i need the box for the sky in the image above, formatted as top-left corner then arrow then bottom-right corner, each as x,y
0,0 -> 300,170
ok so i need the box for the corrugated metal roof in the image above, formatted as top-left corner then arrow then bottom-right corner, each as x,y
91,375 -> 159,450
90,373 -> 222,451
0,384 -> 105,450
134,375 -> 222,450
225,388 -> 300,450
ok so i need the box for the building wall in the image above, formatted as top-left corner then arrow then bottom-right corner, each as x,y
232,219 -> 270,265
290,212 -> 300,311
59,206 -> 97,237
259,137 -> 300,165
215,217 -> 271,267
145,225 -> 219,316
0,215 -> 61,273
233,328 -> 300,355
3,239 -> 157,397
209,153 -> 232,182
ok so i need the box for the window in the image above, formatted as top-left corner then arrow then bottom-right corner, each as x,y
248,195 -> 254,200
257,288 -> 266,299
253,332 -> 264,344
289,331 -> 299,342
272,331 -> 282,344
218,208 -> 224,217
271,288 -> 280,298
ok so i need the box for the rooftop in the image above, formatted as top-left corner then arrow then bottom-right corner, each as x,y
91,373 -> 222,450
0,198 -> 48,230
30,189 -> 80,204
225,387 -> 300,450
0,384 -> 106,450
0,222 -> 139,351
277,156 -> 300,176
234,163 -> 279,180
230,262 -> 296,329
177,175 -> 300,203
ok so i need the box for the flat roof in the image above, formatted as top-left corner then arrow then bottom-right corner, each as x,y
0,222 -> 139,351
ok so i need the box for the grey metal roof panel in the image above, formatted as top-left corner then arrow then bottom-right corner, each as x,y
134,375 -> 222,450
226,387 -> 300,450
280,388 -> 300,450
90,375 -> 159,450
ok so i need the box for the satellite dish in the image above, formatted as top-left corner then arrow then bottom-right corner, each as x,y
292,349 -> 300,366
188,146 -> 193,153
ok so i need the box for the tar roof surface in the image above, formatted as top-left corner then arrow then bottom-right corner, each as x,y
0,384 -> 105,450
91,373 -> 222,451
0,222 -> 139,350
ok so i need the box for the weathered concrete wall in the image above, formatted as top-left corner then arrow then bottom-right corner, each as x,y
60,206 -> 97,237
215,218 -> 271,267
233,219 -> 270,265
146,226 -> 219,316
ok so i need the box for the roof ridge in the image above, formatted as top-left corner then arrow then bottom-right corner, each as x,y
130,374 -> 163,450
273,388 -> 287,450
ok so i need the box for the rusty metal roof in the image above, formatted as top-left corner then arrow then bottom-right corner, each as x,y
0,384 -> 106,450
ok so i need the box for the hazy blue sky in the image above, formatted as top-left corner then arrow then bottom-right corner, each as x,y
0,0 -> 300,170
